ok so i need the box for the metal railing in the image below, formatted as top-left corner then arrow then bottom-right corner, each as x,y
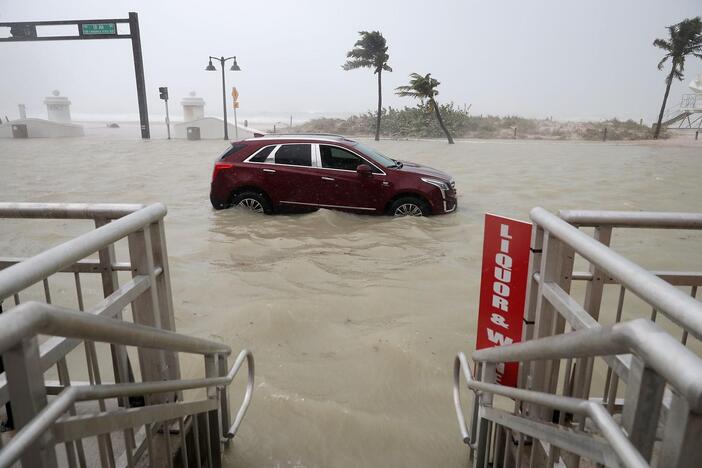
453,208 -> 702,468
0,203 -> 254,468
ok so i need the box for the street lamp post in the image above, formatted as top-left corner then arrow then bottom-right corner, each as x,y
205,55 -> 241,140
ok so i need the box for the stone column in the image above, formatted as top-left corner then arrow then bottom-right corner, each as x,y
43,90 -> 73,123
181,91 -> 205,122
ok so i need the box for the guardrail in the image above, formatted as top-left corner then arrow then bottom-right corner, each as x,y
453,208 -> 702,468
0,203 -> 254,468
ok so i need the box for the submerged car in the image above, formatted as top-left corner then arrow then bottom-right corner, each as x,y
210,134 -> 457,216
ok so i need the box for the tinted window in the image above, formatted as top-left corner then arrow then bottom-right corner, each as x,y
249,145 -> 276,163
320,145 -> 364,171
275,144 -> 311,166
218,143 -> 247,161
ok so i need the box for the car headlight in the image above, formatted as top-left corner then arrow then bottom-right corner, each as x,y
421,177 -> 449,191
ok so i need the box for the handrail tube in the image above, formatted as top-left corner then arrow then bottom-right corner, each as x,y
0,203 -> 166,301
472,319 -> 702,411
453,352 -> 647,468
0,302 -> 230,355
0,350 -> 253,468
558,209 -> 702,229
225,348 -> 255,439
531,207 -> 702,340
0,202 -> 145,220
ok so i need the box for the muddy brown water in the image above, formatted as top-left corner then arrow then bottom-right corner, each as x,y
1,136 -> 701,467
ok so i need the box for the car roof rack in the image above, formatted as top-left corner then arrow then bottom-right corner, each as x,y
248,133 -> 356,142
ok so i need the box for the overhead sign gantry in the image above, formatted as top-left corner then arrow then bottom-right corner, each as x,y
0,12 -> 151,139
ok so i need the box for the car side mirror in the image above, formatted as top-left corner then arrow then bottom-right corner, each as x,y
356,164 -> 372,176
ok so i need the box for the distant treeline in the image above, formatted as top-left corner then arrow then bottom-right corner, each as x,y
289,104 -> 661,141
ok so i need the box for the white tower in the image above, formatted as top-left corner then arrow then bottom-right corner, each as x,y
689,73 -> 702,111
181,91 -> 205,122
43,90 -> 73,123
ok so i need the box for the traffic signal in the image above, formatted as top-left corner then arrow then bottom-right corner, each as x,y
159,87 -> 168,100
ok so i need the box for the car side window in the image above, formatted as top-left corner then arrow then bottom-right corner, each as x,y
320,145 -> 380,173
248,145 -> 276,163
274,144 -> 312,166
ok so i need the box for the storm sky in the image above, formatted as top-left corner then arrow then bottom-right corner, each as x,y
1,0 -> 700,123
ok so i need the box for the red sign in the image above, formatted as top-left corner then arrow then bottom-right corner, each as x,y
475,213 -> 532,387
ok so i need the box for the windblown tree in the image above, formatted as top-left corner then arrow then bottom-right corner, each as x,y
396,73 -> 454,144
343,31 -> 392,141
653,17 -> 702,139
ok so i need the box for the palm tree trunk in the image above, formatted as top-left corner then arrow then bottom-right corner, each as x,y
375,70 -> 382,141
654,61 -> 677,139
431,98 -> 454,144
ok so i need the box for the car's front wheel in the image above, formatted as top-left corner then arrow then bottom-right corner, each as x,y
389,196 -> 430,217
232,191 -> 272,214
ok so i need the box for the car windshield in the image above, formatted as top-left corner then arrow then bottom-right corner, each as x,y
352,142 -> 398,168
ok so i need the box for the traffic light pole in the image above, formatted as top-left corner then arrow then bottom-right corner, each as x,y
165,99 -> 171,140
0,12 -> 151,139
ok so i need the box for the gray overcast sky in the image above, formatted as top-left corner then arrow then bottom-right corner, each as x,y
1,0 -> 701,123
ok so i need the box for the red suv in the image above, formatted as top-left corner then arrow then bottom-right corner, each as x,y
210,134 -> 457,216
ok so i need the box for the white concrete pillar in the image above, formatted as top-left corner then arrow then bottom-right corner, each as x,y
181,91 -> 205,122
18,104 -> 27,120
43,90 -> 72,123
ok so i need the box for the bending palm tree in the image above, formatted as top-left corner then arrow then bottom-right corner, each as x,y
653,17 -> 702,139
343,31 -> 392,141
396,73 -> 454,144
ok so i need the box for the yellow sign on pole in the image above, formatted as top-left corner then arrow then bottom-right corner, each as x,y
231,86 -> 239,101
233,102 -> 240,109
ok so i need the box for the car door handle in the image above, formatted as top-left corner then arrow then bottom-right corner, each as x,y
263,168 -> 276,173
321,176 -> 335,181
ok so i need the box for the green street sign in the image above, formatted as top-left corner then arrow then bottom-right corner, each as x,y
81,23 -> 116,35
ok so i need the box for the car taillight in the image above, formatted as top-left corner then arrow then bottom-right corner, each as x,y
212,162 -> 234,181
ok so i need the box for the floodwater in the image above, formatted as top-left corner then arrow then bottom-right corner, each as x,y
1,134 -> 701,467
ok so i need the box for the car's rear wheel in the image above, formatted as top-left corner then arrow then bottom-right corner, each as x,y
232,191 -> 272,214
389,197 -> 430,217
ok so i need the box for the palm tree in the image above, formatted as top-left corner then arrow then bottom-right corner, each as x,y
396,73 -> 454,144
343,31 -> 392,141
653,17 -> 702,139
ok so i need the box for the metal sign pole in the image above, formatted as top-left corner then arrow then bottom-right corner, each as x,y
1,12 -> 152,139
128,12 -> 150,139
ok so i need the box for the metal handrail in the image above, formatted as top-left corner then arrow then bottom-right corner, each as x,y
0,302 -> 230,356
0,350 -> 254,468
472,319 -> 702,411
0,202 -> 146,220
453,352 -> 647,468
0,202 -> 167,301
531,207 -> 702,340
558,209 -> 702,229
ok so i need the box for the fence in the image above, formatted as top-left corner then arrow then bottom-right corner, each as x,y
454,208 -> 702,467
0,203 -> 254,467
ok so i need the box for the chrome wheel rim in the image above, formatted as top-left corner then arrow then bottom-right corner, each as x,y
239,198 -> 264,213
394,203 -> 423,217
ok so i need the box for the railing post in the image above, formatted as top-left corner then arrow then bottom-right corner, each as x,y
95,218 -> 132,399
474,363 -> 496,468
573,226 -> 612,403
218,353 -> 231,443
528,232 -> 573,418
4,337 -> 58,468
660,391 -> 702,468
127,226 -> 169,395
621,356 -> 665,461
205,354 -> 222,468
150,220 -> 181,386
